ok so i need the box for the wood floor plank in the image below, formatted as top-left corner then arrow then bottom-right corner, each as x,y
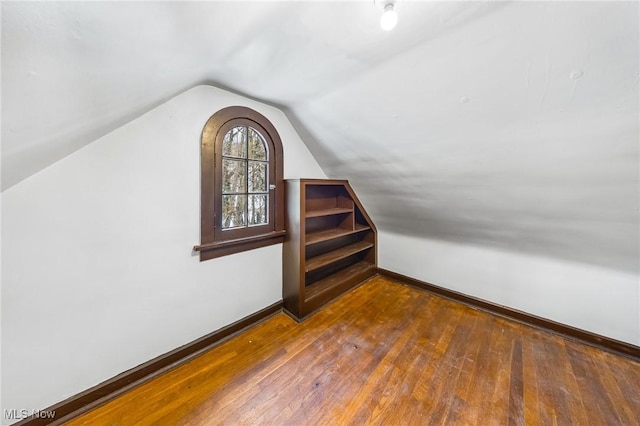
554,336 -> 591,425
601,350 -> 640,417
507,338 -> 524,426
66,276 -> 640,426
411,302 -> 477,424
178,278 -> 385,425
336,288 -> 436,424
521,328 -> 543,425
429,311 -> 481,425
532,330 -> 573,424
443,310 -> 488,425
565,341 -> 630,425
410,299 -> 465,404
595,351 -> 640,423
584,345 -> 638,424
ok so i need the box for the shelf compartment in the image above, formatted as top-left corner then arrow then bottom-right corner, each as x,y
305,207 -> 353,218
305,261 -> 375,301
305,241 -> 374,273
305,224 -> 371,246
305,184 -> 354,215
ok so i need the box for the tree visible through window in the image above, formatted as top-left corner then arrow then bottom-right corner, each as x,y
222,126 -> 269,229
195,106 -> 285,261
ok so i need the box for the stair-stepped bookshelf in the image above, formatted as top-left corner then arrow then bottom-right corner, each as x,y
283,179 -> 377,320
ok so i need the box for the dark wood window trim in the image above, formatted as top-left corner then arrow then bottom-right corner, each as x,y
194,106 -> 285,260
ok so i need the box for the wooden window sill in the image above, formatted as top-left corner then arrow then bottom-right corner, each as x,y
194,230 -> 286,261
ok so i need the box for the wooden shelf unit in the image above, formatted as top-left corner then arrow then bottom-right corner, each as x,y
283,179 -> 377,320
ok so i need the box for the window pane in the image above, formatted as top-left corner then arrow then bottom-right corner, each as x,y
223,127 -> 247,158
222,159 -> 246,194
222,195 -> 247,229
248,194 -> 268,226
248,128 -> 267,160
248,161 -> 267,193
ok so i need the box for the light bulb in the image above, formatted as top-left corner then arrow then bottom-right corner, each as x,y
380,4 -> 398,31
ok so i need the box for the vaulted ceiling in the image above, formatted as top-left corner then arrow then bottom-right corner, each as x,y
2,1 -> 638,273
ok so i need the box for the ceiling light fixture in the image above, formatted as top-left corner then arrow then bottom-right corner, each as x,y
376,0 -> 398,31
380,3 -> 398,31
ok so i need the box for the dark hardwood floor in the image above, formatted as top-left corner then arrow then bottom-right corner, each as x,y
66,276 -> 640,425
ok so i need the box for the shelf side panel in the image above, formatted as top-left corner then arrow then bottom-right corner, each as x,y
282,180 -> 303,317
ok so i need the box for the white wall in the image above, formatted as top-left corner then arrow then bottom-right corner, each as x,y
379,231 -> 639,345
1,85 -> 325,420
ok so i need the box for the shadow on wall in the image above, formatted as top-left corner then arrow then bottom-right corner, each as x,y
343,159 -> 639,275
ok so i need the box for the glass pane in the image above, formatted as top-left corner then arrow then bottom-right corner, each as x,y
222,195 -> 247,229
248,128 -> 267,160
223,127 -> 247,158
222,159 -> 246,194
248,161 -> 267,193
248,194 -> 268,226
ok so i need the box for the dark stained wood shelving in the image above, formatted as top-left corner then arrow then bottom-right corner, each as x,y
304,261 -> 375,300
305,207 -> 353,218
283,179 -> 377,320
305,241 -> 374,272
305,224 -> 371,246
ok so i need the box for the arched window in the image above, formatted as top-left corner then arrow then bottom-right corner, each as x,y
194,106 -> 285,260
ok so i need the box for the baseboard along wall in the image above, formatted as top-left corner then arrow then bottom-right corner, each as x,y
377,268 -> 640,361
14,269 -> 639,425
13,301 -> 283,426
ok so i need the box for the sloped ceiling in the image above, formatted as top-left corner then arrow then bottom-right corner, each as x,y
2,1 -> 638,273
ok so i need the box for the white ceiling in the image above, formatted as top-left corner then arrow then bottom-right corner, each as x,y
2,1 -> 638,273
